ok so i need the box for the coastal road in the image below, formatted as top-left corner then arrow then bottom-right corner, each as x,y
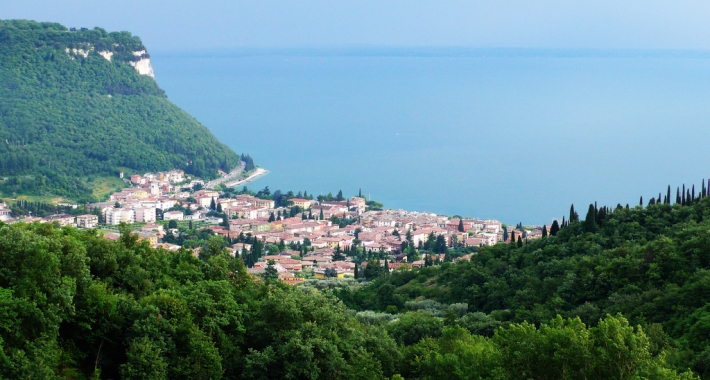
205,162 -> 245,189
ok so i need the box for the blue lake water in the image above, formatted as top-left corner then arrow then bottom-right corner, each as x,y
150,49 -> 710,224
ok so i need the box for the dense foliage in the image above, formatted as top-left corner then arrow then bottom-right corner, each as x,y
0,20 -> 241,201
0,220 -> 696,379
336,195 -> 710,377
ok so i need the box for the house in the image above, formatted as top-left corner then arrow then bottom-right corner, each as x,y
253,198 -> 275,209
163,211 -> 184,221
76,214 -> 99,228
289,198 -> 312,210
135,231 -> 159,244
43,214 -> 76,227
134,207 -> 157,223
0,203 -> 13,222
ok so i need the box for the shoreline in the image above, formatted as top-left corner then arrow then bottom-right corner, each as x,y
225,167 -> 268,187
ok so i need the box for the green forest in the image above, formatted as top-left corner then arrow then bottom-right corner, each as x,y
3,191 -> 709,379
0,20 -> 241,202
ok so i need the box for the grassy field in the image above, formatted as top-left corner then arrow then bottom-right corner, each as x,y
86,176 -> 127,201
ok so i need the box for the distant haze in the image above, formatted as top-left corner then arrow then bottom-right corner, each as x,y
5,1 -> 710,51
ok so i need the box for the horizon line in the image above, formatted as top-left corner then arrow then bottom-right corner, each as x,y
150,46 -> 710,59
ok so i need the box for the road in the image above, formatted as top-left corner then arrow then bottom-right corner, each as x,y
205,162 -> 245,189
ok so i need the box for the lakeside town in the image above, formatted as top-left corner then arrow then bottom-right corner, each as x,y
0,167 -> 549,284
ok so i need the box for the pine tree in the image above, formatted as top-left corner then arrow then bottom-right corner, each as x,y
550,220 -> 560,236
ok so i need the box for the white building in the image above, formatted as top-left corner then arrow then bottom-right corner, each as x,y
163,211 -> 184,221
76,214 -> 99,228
134,207 -> 157,223
106,208 -> 135,225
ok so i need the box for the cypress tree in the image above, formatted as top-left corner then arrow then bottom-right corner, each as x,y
210,197 -> 216,210
692,185 -> 696,202
517,236 -> 523,248
639,196 -> 643,207
458,219 -> 464,232
569,204 -> 579,223
319,208 -> 324,220
354,263 -> 359,279
510,230 -> 516,244
583,204 -> 597,233
542,225 -> 547,238
667,185 -> 671,204
550,220 -> 560,236
687,189 -> 692,205
682,184 -> 686,205
677,188 -> 681,205
561,216 -> 566,228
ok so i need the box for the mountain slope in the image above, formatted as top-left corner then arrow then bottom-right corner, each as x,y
0,20 -> 241,201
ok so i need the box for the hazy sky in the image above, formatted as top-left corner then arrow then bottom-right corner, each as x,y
4,1 -> 710,51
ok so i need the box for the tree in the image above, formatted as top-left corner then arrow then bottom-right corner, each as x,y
336,190 -> 344,201
114,201 -> 121,208
517,236 -> 523,248
319,208 -> 324,220
210,197 -> 216,211
263,259 -> 279,281
268,212 -> 275,222
583,204 -> 597,233
569,204 -> 579,223
168,219 -> 178,229
550,220 -> 560,236
363,259 -> 384,280
458,219 -> 465,232
324,268 -> 338,278
392,229 -> 400,237
542,224 -> 547,238
503,225 -> 509,242
216,202 -> 222,212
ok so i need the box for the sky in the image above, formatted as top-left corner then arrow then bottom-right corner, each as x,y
4,1 -> 710,51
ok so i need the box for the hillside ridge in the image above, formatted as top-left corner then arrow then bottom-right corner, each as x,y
0,20 -> 242,202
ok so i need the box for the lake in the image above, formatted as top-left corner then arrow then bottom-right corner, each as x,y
150,48 -> 710,224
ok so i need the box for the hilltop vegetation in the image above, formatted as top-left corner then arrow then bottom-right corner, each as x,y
0,221 -> 694,379
0,20 -> 241,202
336,188 -> 710,378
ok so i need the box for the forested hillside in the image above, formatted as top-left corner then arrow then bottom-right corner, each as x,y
0,20 -> 241,201
336,190 -> 710,378
0,221 -> 695,379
